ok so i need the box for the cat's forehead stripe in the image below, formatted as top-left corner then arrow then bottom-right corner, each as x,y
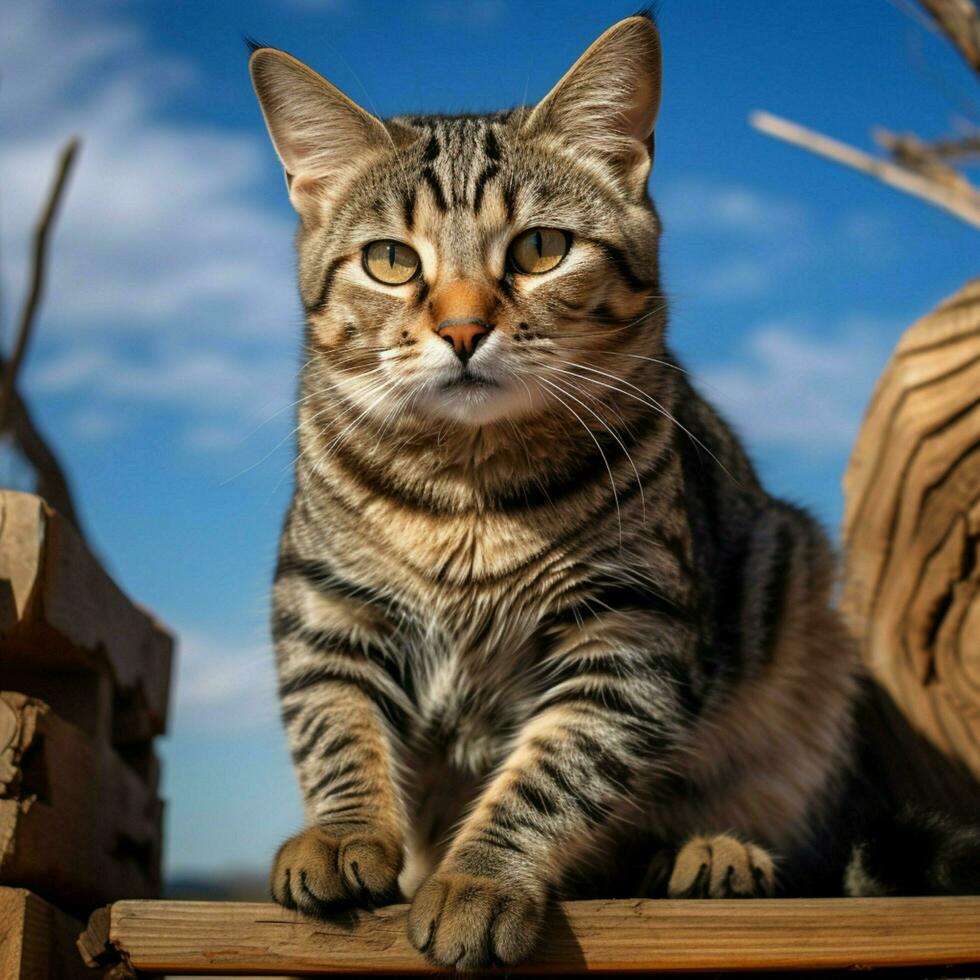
388,113 -> 515,219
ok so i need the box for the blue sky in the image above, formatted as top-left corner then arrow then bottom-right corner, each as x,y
2,0 -> 977,878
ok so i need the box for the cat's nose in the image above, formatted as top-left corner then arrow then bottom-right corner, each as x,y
437,318 -> 491,362
430,280 -> 496,363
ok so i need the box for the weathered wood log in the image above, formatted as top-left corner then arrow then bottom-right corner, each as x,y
0,693 -> 162,914
0,886 -> 95,978
77,897 -> 980,975
0,490 -> 172,739
842,278 -> 980,792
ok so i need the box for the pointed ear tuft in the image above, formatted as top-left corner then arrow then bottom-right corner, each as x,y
522,15 -> 662,195
249,48 -> 391,213
630,4 -> 660,23
243,35 -> 267,56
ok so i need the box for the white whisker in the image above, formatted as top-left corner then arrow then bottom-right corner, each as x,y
532,375 -> 624,545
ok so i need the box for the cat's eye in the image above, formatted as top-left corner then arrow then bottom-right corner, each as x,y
363,240 -> 421,285
509,228 -> 570,275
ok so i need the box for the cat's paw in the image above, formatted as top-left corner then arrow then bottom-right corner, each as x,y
669,834 -> 775,898
407,870 -> 544,969
271,826 -> 402,915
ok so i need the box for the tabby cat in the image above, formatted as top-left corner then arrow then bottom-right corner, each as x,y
249,13 -> 980,969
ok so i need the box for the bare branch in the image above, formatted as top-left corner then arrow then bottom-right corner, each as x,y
0,138 -> 80,433
873,127 -> 979,193
0,362 -> 83,532
0,136 -> 84,534
924,132 -> 980,158
917,0 -> 980,75
750,110 -> 980,229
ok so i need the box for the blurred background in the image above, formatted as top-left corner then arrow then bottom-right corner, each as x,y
1,0 -> 977,895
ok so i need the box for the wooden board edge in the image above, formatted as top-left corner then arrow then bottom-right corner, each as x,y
0,490 -> 174,733
0,886 -> 97,978
0,493 -> 45,630
87,897 -> 980,975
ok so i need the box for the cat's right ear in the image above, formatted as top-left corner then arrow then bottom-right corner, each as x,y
249,48 -> 390,214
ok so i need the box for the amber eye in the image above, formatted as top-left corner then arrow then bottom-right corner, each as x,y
363,240 -> 421,285
508,228 -> 570,275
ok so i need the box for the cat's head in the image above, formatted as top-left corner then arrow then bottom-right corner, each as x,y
250,14 -> 663,429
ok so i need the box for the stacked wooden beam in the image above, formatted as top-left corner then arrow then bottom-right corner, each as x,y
0,490 -> 173,977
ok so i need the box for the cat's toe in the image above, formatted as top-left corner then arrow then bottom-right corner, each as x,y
338,834 -> 402,905
407,870 -> 543,969
668,834 -> 775,898
271,826 -> 401,915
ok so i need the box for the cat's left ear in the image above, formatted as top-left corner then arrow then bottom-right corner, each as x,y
522,13 -> 662,197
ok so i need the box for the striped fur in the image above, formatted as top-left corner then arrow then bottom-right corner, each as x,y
249,14 -> 976,969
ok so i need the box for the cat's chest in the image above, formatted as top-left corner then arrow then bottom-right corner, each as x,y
403,608 -> 544,774
350,500 -> 566,598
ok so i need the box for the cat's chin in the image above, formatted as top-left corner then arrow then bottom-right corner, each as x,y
420,378 -> 541,426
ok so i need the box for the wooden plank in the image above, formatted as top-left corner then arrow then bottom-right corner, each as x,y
79,897 -> 980,975
0,886 -> 96,978
0,490 -> 173,736
0,693 -> 161,914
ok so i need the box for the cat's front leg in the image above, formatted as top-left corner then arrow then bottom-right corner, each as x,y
408,614 -> 697,968
270,678 -> 406,914
271,553 -> 411,915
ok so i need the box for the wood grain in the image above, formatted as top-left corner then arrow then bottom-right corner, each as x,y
80,897 -> 980,974
0,693 -> 162,914
842,278 -> 980,786
0,886 -> 95,978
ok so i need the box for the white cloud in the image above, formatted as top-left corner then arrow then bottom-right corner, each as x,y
172,628 -> 279,733
658,178 -> 811,303
838,208 -> 899,262
181,424 -> 252,453
29,343 -> 294,451
659,178 -> 807,236
0,0 -> 299,451
700,257 -> 770,298
33,346 -> 289,415
700,317 -> 894,453
68,407 -> 126,441
0,2 -> 143,119
1,81 -> 295,335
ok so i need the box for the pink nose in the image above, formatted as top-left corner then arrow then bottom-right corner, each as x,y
437,319 -> 491,362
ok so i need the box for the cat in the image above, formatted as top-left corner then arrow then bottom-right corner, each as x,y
249,12 -> 980,970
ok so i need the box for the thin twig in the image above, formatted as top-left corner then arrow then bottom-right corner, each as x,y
750,110 -> 980,229
917,0 -> 980,75
0,356 -> 82,531
873,126 -> 979,193
921,132 -> 980,158
0,137 -> 80,432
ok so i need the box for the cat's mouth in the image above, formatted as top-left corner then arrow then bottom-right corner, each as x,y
419,360 -> 539,425
442,372 -> 497,390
